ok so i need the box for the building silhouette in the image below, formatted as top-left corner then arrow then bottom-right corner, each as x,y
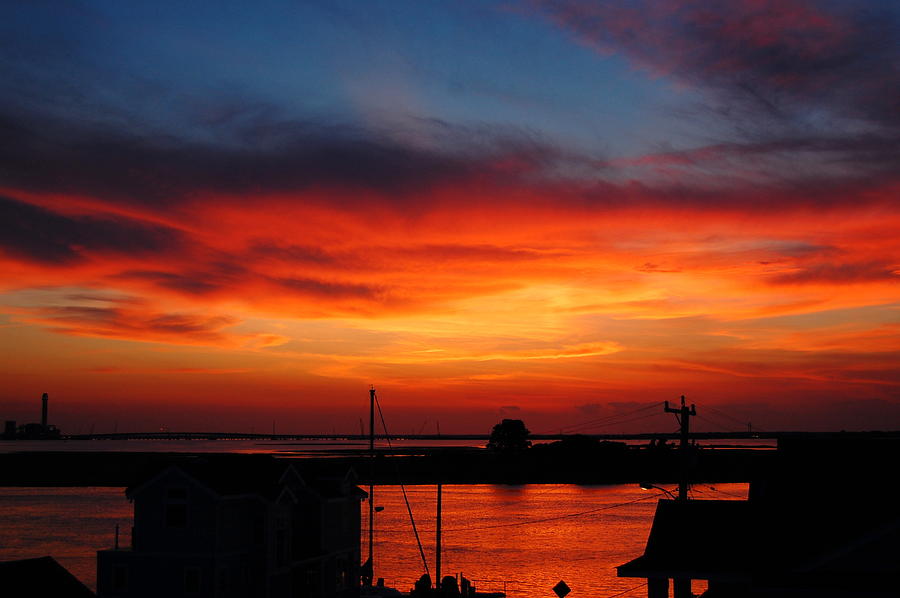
618,435 -> 900,597
2,393 -> 61,439
97,457 -> 365,598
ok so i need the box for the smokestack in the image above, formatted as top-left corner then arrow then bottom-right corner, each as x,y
41,393 -> 48,428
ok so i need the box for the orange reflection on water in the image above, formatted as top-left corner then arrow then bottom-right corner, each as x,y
0,487 -> 132,590
365,483 -> 748,596
0,483 -> 749,595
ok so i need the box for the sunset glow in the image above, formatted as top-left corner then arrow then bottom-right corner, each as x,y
2,0 -> 898,433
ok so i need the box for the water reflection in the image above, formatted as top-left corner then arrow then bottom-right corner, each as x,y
366,484 -> 747,596
0,483 -> 748,595
0,487 -> 132,590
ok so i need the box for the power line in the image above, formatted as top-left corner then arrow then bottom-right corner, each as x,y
695,413 -> 738,433
444,494 -> 659,532
568,410 -> 666,433
551,402 -> 665,434
605,582 -> 648,598
704,404 -> 749,426
559,402 -> 660,428
698,483 -> 747,499
705,404 -> 767,433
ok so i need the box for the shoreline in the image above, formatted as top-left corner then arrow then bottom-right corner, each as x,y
0,445 -> 770,487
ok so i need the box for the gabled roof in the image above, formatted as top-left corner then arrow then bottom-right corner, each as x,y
0,556 -> 95,598
619,497 -> 900,586
127,456 -> 289,500
280,464 -> 367,500
618,499 -> 756,581
620,438 -> 900,594
127,456 -> 366,501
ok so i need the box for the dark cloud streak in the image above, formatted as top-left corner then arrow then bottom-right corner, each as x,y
0,195 -> 184,264
0,107 -> 562,207
770,261 -> 900,285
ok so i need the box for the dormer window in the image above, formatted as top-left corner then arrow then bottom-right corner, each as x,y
165,486 -> 188,528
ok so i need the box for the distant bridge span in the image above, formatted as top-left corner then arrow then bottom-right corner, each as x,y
60,431 -> 785,442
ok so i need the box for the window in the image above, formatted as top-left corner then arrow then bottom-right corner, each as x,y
184,567 -> 201,594
112,565 -> 128,591
166,503 -> 187,527
165,487 -> 188,528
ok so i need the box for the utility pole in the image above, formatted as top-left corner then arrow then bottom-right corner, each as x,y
664,395 -> 698,598
664,395 -> 696,501
368,385 -> 376,584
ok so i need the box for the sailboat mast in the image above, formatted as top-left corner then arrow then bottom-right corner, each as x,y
368,386 -> 376,581
436,482 -> 442,589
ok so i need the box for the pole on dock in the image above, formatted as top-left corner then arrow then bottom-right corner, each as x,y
436,483 -> 442,589
368,385 -> 376,583
664,395 -> 696,501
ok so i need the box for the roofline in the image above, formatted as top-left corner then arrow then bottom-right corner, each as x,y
126,465 -> 218,500
277,485 -> 299,505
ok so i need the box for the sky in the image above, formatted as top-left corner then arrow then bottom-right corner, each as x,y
1,0 -> 899,434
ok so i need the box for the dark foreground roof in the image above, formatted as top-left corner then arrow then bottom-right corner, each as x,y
0,556 -> 95,598
619,438 -> 900,596
618,499 -> 756,581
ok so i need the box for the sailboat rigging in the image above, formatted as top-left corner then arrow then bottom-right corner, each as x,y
362,387 -> 504,598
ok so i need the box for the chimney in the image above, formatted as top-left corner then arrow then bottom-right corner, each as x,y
41,393 -> 48,428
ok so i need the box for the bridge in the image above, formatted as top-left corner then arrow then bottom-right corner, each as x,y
59,431 -> 784,442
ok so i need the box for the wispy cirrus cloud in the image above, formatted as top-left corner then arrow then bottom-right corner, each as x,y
536,0 -> 900,125
7,296 -> 288,349
536,0 -> 900,192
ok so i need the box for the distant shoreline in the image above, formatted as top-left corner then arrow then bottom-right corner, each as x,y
0,445 -> 771,487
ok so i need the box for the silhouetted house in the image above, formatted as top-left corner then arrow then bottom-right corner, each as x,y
618,499 -> 754,596
0,556 -> 95,597
97,458 -> 365,598
618,435 -> 900,597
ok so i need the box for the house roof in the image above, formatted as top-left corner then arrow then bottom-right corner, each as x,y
618,499 -> 756,581
619,437 -> 900,594
127,456 -> 365,501
618,496 -> 900,582
127,456 -> 285,499
0,556 -> 95,598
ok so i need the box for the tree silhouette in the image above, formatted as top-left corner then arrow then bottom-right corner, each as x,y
487,419 -> 532,452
